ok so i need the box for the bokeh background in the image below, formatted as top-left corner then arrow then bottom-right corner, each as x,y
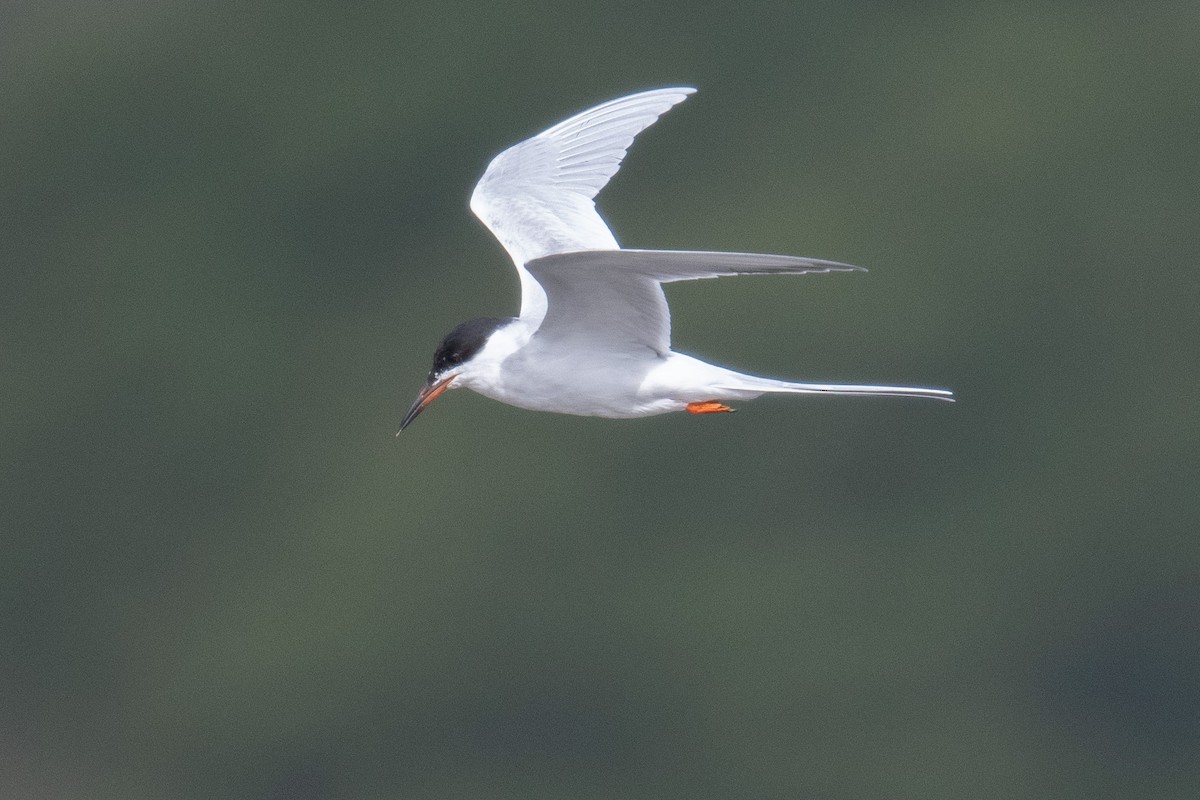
4,2 -> 1198,798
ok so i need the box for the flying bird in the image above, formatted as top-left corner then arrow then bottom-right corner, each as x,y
401,87 -> 952,431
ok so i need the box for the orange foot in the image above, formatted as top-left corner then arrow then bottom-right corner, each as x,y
686,400 -> 735,415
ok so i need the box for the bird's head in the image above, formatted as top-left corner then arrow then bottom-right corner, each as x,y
399,316 -> 511,432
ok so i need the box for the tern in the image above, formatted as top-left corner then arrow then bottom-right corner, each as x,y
400,87 -> 952,431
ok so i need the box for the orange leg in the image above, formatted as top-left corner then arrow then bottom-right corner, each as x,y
686,400 -> 735,414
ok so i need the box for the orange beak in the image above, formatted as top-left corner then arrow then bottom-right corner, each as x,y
398,375 -> 454,433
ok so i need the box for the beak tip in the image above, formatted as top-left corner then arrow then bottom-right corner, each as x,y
398,375 -> 454,434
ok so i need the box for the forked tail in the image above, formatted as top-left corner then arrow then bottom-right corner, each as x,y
721,374 -> 954,402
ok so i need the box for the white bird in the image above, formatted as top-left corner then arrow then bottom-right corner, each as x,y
400,87 -> 952,431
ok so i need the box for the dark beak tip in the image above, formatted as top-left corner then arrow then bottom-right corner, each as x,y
398,397 -> 426,433
397,376 -> 454,434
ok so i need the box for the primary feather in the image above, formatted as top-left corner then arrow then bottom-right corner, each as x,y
469,87 -> 696,324
525,249 -> 864,355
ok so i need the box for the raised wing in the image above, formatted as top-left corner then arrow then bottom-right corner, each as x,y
469,88 -> 696,325
523,248 -> 863,356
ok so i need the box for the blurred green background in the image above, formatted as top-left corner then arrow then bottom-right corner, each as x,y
4,2 -> 1198,798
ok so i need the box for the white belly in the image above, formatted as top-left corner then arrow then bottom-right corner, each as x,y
464,347 -> 759,418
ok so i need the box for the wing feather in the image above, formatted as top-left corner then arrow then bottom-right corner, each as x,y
533,249 -> 864,282
469,88 -> 696,324
524,249 -> 863,355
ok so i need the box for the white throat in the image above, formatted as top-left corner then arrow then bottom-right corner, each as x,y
452,318 -> 533,393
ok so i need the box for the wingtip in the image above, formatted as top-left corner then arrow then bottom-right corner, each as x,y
635,86 -> 697,100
